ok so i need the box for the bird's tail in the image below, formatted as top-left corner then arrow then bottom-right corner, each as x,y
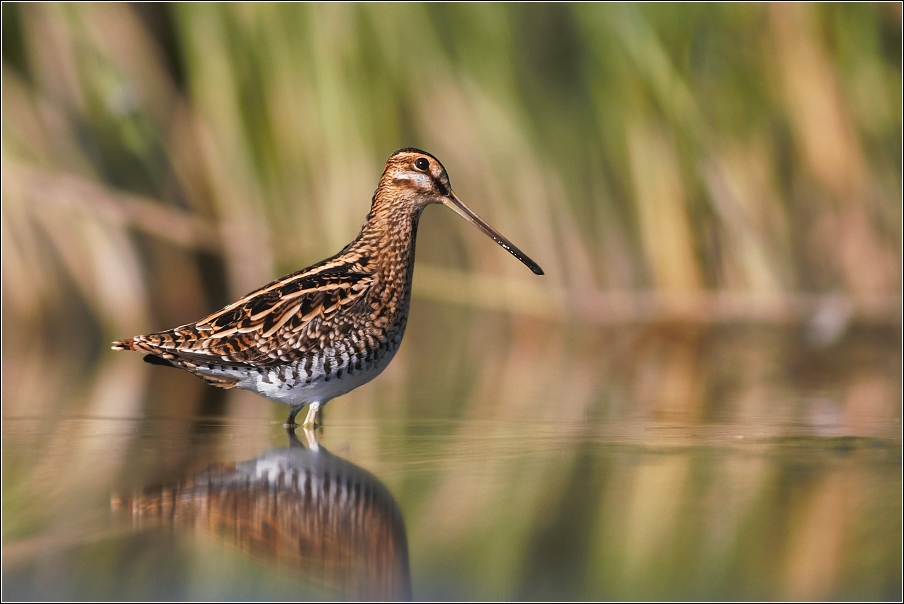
111,338 -> 135,351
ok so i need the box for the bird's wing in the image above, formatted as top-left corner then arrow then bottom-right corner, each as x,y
117,264 -> 375,367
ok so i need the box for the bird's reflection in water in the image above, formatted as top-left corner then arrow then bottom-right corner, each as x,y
115,428 -> 411,601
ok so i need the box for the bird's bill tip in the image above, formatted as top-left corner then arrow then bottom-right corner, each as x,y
443,192 -> 544,276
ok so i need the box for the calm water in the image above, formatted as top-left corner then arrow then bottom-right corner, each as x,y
2,311 -> 902,601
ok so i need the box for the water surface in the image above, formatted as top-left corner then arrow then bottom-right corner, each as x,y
3,318 -> 901,601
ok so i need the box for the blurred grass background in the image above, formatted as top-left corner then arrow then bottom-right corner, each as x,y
2,3 -> 900,340
1,3 -> 902,600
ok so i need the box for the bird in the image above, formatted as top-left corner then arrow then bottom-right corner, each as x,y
112,148 -> 543,427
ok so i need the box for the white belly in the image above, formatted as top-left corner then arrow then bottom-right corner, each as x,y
230,338 -> 401,408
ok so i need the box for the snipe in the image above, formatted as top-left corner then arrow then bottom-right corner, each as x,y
113,148 -> 543,427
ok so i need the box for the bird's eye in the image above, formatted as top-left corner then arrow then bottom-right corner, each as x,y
415,158 -> 429,171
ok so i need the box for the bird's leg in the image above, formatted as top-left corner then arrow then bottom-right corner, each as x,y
285,403 -> 303,428
302,401 -> 322,429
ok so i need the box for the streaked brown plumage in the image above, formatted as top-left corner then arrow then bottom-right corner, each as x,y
113,148 -> 543,426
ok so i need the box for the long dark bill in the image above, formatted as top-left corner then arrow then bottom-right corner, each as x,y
443,192 -> 544,275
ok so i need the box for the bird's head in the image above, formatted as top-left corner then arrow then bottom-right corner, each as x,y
377,148 -> 544,275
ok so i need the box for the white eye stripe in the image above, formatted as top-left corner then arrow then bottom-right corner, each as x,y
393,173 -> 432,187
